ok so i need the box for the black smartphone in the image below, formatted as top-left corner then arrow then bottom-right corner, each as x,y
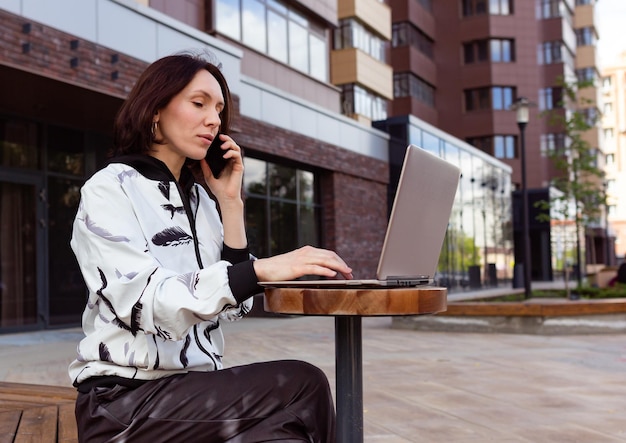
206,133 -> 229,178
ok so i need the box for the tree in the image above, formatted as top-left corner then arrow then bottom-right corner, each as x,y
540,77 -> 606,291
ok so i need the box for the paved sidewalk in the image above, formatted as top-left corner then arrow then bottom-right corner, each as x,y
1,306 -> 625,442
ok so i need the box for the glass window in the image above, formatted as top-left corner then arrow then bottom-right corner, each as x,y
393,73 -> 435,107
462,0 -> 494,16
269,164 -> 297,199
289,21 -> 309,73
0,181 -> 38,327
47,125 -> 84,176
575,27 -> 595,46
539,0 -> 561,18
245,197 -> 268,258
47,176 -> 85,325
539,41 -> 565,64
494,135 -> 516,159
270,201 -> 298,254
392,22 -> 433,59
465,87 -> 514,111
492,87 -> 503,110
243,157 -> 267,195
490,0 -> 512,15
217,0 -> 327,81
477,40 -> 488,61
298,170 -> 314,204
336,19 -> 387,63
422,131 -> 440,155
342,85 -> 388,120
216,0 -> 241,40
491,39 -> 502,62
309,34 -> 327,81
538,87 -> 562,110
0,118 -> 40,169
606,153 -> 615,165
267,0 -> 286,13
267,10 -> 287,62
489,39 -> 514,62
463,42 -> 474,64
243,157 -> 320,257
242,0 -> 267,53
576,67 -> 596,83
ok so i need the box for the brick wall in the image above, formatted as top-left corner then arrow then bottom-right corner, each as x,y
0,9 -> 146,99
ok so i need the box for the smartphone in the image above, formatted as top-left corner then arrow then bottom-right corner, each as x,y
206,133 -> 229,178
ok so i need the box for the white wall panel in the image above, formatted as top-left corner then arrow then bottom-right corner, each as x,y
22,0 -> 98,41
98,0 -> 158,61
241,76 -> 388,161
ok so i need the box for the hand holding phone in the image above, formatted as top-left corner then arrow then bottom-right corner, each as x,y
206,133 -> 229,178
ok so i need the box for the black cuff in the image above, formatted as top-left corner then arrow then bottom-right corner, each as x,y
222,244 -> 250,264
227,260 -> 263,304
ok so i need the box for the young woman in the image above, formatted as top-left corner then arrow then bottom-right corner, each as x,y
69,52 -> 353,442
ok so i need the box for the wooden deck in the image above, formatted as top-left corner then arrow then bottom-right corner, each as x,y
0,382 -> 77,442
443,297 -> 626,317
393,297 -> 626,334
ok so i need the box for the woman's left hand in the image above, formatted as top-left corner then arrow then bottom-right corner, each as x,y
200,133 -> 244,205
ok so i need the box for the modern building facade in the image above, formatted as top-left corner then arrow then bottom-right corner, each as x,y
387,0 -> 608,281
601,51 -> 626,260
0,0 -> 511,333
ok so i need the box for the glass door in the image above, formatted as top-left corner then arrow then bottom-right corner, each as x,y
0,174 -> 44,330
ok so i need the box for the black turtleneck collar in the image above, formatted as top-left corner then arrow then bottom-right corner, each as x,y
107,154 -> 196,196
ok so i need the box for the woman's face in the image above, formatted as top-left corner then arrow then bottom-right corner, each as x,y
152,69 -> 224,170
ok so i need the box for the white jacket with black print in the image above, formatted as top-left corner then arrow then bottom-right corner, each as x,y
69,155 -> 258,387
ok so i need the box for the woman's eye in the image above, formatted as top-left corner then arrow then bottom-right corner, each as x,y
192,102 -> 203,108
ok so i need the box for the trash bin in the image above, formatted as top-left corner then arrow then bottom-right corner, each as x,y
513,264 -> 524,288
468,265 -> 481,289
488,263 -> 498,287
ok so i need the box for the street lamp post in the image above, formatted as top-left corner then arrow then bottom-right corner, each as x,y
514,97 -> 532,299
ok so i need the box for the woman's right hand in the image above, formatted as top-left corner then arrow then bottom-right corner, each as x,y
253,246 -> 353,282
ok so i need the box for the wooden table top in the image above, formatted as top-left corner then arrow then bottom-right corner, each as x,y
263,286 -> 447,316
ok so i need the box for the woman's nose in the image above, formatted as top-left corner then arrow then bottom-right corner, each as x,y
204,109 -> 221,127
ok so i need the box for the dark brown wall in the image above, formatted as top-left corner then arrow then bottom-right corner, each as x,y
149,0 -> 205,29
389,0 -> 559,190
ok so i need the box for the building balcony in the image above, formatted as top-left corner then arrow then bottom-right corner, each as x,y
331,48 -> 393,99
576,45 -> 597,69
338,0 -> 391,40
574,4 -> 597,30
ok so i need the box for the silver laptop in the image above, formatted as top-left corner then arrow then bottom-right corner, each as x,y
258,145 -> 461,288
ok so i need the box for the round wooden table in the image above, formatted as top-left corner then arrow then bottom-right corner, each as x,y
264,286 -> 447,443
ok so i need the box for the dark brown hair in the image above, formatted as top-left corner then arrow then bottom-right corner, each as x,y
112,52 -> 232,158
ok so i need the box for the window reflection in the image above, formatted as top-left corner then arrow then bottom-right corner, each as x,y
215,0 -> 327,81
215,0 -> 241,40
242,0 -> 266,53
309,34 -> 327,81
0,118 -> 39,169
268,10 -> 288,63
47,125 -> 84,176
289,21 -> 309,72
243,157 -> 320,257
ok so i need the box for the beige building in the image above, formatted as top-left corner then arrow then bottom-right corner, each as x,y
601,51 -> 626,259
